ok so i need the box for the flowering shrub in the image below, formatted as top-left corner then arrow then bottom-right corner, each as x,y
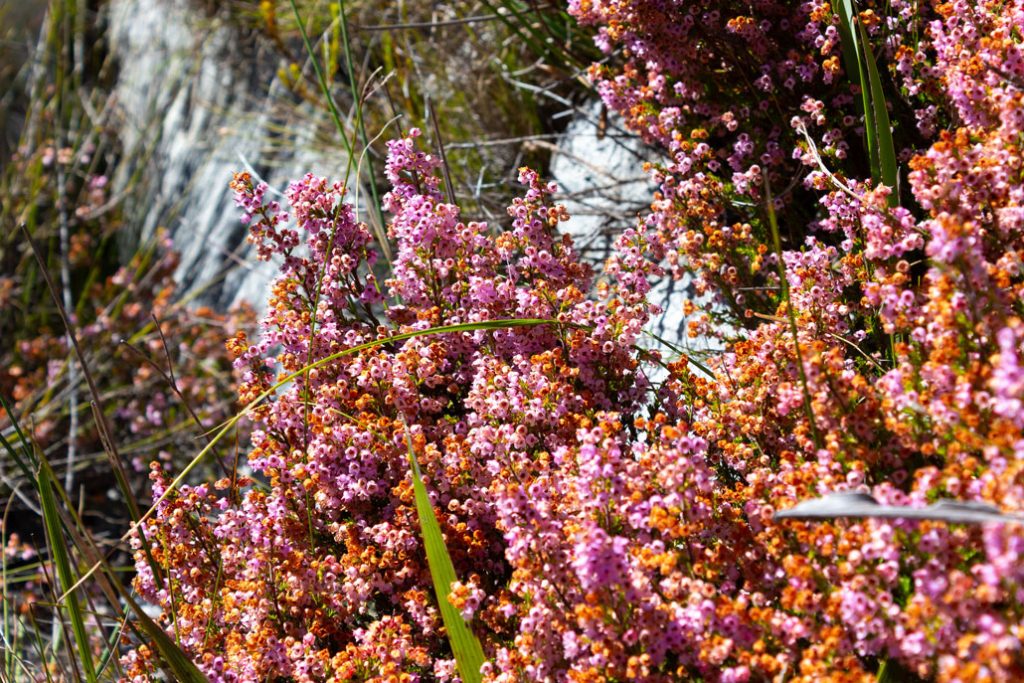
569,0 -> 946,329
125,131 -> 658,681
126,1 -> 1024,682
566,0 -> 1024,679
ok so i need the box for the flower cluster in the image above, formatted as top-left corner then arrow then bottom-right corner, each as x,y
126,1 -> 1024,681
568,0 -> 947,325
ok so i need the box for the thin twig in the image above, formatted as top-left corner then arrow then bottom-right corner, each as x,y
427,100 -> 457,206
56,159 -> 78,495
355,5 -> 554,31
116,315 -> 231,479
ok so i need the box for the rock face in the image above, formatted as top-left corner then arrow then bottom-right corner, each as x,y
108,0 -> 343,309
105,0 -> 701,349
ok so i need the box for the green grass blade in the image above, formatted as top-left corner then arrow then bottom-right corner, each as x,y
479,0 -> 582,71
641,330 -> 716,379
876,657 -> 902,682
37,455 -> 98,682
836,0 -> 878,180
19,224 -> 145,526
477,0 -> 553,66
2,476 -> 15,680
118,591 -> 210,682
0,394 -> 36,481
4,398 -> 196,679
288,0 -> 355,161
336,0 -> 385,229
837,1 -> 898,203
94,615 -> 130,677
403,428 -> 485,683
36,449 -> 205,681
857,19 -> 899,202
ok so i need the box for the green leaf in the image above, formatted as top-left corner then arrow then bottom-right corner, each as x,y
49,473 -> 206,681
37,452 -> 99,683
0,394 -> 35,481
15,393 -> 206,681
857,19 -> 899,202
836,0 -> 899,204
287,0 -> 354,160
403,428 -> 486,683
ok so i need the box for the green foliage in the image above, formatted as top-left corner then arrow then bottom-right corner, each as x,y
836,0 -> 899,203
37,457 -> 99,683
404,428 -> 486,683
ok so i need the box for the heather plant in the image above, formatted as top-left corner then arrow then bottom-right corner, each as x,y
568,0 -> 943,329
559,0 -> 1024,679
121,1 -> 1024,682
3,0 -> 594,677
123,130 -> 657,681
8,0 -> 1024,681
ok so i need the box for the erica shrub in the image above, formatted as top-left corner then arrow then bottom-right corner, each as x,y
126,1 -> 1024,681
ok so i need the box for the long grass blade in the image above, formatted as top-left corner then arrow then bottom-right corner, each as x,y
403,428 -> 486,683
335,0 -> 385,229
288,0 -> 356,165
836,1 -> 898,204
119,591 -> 210,682
857,19 -> 898,202
836,0 -> 877,178
37,451 -> 98,682
37,447 -> 206,681
428,100 -> 458,206
641,330 -> 716,379
19,223 -> 143,524
0,395 -> 35,481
